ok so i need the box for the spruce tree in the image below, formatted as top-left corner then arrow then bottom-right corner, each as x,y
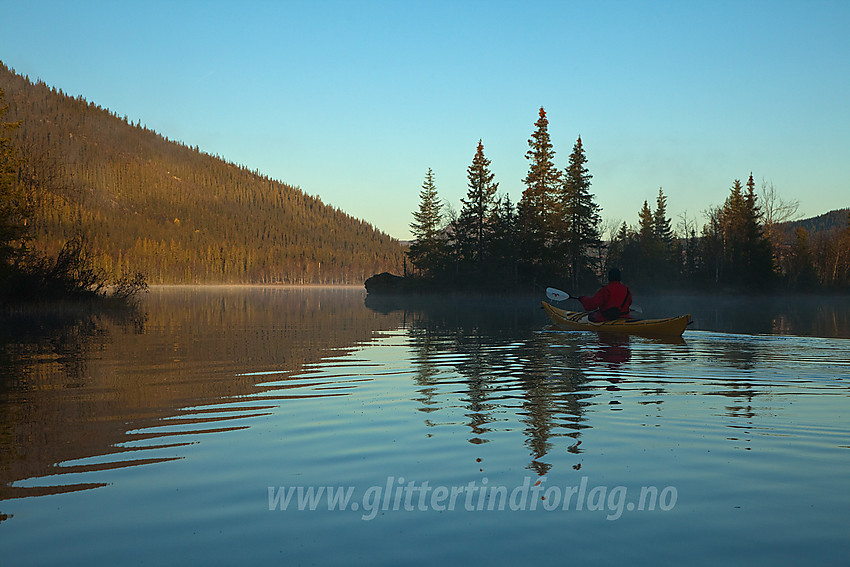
518,107 -> 562,273
702,176 -> 775,287
408,168 -> 444,277
722,179 -> 748,279
652,187 -> 677,281
741,173 -> 774,285
456,140 -> 499,266
638,200 -> 655,248
560,135 -> 600,288
635,200 -> 657,281
653,188 -> 674,247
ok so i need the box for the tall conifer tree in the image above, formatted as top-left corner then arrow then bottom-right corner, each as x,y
518,107 -> 562,273
560,135 -> 600,287
652,187 -> 677,280
741,173 -> 774,284
408,168 -> 444,276
701,176 -> 775,287
637,199 -> 657,281
455,140 -> 498,265
653,188 -> 674,246
638,200 -> 655,247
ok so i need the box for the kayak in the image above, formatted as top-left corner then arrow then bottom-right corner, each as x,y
542,301 -> 691,337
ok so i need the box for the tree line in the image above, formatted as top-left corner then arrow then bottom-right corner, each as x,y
1,86 -> 142,301
0,62 -> 403,289
408,107 -> 850,293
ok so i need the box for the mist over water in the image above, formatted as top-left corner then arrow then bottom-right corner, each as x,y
637,293 -> 850,338
1,287 -> 848,565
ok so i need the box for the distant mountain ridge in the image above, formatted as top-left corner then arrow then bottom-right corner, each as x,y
777,208 -> 849,239
0,61 -> 403,284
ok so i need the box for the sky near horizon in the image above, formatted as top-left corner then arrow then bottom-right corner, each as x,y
1,0 -> 848,240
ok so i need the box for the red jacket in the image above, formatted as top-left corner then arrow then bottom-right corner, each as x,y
579,281 -> 632,320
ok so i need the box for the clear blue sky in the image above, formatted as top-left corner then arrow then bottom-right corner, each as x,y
2,0 -> 848,240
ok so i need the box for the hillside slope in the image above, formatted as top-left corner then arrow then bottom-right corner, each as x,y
1,62 -> 402,284
778,208 -> 849,240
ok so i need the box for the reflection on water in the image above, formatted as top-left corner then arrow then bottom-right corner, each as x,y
0,287 -> 404,500
3,289 -> 843,491
1,288 -> 849,565
637,293 -> 850,337
362,292 -> 849,475
0,302 -> 146,499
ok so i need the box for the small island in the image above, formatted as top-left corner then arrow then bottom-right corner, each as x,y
367,110 -> 849,298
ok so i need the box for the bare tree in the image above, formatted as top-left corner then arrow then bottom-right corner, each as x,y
759,179 -> 800,244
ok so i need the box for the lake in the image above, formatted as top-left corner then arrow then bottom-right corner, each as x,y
1,286 -> 849,566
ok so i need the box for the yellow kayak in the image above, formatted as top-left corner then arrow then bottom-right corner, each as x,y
542,301 -> 691,337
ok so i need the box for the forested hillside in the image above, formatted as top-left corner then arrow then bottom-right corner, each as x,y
778,208 -> 849,240
0,62 -> 403,284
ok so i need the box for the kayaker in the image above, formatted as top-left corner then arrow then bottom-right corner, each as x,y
579,268 -> 632,322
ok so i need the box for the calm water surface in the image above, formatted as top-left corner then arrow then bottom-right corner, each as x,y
1,287 -> 849,566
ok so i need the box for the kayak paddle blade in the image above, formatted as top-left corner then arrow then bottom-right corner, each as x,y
546,287 -> 572,302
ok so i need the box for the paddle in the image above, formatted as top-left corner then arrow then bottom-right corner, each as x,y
545,287 -> 573,302
545,287 -> 643,314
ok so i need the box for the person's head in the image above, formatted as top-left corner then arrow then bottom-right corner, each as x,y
608,267 -> 622,282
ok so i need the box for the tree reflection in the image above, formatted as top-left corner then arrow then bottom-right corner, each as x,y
0,301 -> 146,500
0,287 -> 404,502
384,291 -> 840,475
399,295 -> 601,476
